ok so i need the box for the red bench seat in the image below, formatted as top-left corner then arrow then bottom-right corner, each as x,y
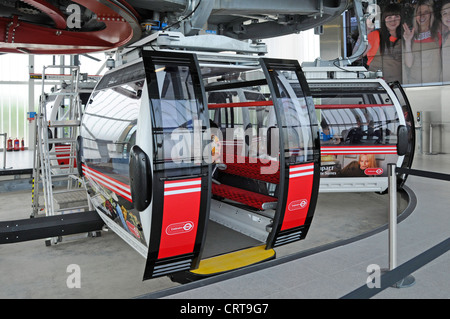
212,183 -> 277,211
211,153 -> 280,210
221,154 -> 280,184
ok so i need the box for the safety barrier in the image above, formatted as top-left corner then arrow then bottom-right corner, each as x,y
341,237 -> 450,299
386,163 -> 415,287
427,123 -> 442,155
342,164 -> 450,298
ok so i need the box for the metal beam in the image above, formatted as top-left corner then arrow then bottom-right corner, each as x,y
0,211 -> 104,244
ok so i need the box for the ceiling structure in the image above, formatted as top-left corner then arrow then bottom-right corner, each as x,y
0,0 -> 350,54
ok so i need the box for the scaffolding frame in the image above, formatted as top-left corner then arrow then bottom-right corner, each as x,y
31,65 -> 87,232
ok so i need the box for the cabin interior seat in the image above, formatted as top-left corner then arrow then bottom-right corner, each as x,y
211,151 -> 279,211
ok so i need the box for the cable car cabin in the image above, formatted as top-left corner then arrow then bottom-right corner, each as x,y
78,50 -> 320,281
42,83 -> 95,168
306,79 -> 415,193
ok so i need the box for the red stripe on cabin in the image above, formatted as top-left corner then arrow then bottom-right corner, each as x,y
315,104 -> 393,109
208,100 -> 273,109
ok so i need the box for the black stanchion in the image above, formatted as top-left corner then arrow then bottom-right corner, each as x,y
341,164 -> 450,298
385,164 -> 415,288
341,237 -> 450,299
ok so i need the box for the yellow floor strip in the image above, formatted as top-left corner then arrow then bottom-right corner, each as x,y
191,245 -> 275,275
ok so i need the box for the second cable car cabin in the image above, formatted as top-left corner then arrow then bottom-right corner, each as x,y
78,50 -> 320,281
306,77 -> 415,192
43,82 -> 95,167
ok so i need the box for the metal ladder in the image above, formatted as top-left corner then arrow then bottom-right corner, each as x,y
32,65 -> 88,225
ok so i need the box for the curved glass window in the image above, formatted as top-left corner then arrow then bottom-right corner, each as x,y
310,82 -> 400,146
150,63 -> 207,173
81,63 -> 144,184
272,69 -> 315,164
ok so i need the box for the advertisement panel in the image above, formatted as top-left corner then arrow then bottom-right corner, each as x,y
348,0 -> 450,86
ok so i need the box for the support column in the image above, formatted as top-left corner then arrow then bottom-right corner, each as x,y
28,55 -> 35,151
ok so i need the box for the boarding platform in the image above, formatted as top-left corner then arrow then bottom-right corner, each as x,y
0,150 -> 448,299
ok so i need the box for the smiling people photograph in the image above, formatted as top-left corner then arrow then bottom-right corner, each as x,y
365,3 -> 404,83
403,0 -> 442,84
440,0 -> 450,82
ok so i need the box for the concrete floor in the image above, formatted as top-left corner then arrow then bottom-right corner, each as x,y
153,153 -> 450,299
0,183 -> 406,299
0,149 -> 427,299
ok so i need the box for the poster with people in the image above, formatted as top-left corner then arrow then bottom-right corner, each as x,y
320,153 -> 398,178
349,0 -> 450,86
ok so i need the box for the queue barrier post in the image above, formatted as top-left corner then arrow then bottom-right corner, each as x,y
386,163 -> 415,288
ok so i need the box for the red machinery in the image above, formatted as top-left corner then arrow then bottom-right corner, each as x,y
0,0 -> 141,54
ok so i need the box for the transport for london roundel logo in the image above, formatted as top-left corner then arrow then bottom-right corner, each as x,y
166,221 -> 195,235
288,199 -> 308,211
364,168 -> 384,175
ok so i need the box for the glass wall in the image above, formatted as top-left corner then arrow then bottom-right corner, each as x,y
0,54 -> 29,147
0,53 -> 106,149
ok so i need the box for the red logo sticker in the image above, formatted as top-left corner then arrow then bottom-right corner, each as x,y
364,168 -> 384,175
166,221 -> 195,235
288,199 -> 308,211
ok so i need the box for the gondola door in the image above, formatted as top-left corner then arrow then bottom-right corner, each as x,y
389,81 -> 415,187
142,51 -> 210,280
260,59 -> 321,248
